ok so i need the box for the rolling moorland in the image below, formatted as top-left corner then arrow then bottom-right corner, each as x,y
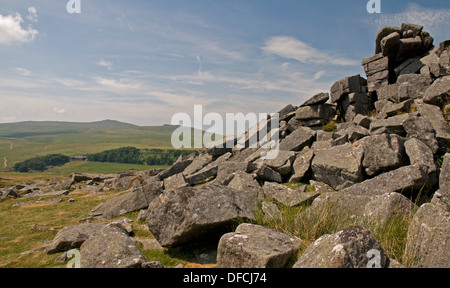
0,120 -> 205,175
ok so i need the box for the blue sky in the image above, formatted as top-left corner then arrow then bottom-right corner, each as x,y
0,0 -> 449,127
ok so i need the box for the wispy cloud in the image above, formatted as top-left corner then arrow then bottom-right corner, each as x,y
95,59 -> 113,70
16,67 -> 31,76
26,7 -> 38,23
262,36 -> 359,66
0,11 -> 38,45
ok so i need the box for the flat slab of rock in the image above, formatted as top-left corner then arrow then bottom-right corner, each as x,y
47,223 -> 107,254
146,185 -> 259,248
263,182 -> 319,207
311,143 -> 364,190
293,226 -> 389,268
217,223 -> 302,268
339,164 -> 430,196
279,127 -> 315,152
80,223 -> 146,268
369,113 -> 410,136
163,173 -> 189,190
90,181 -> 163,219
300,92 -> 330,107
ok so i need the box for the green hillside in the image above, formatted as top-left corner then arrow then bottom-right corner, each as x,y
0,120 -> 216,173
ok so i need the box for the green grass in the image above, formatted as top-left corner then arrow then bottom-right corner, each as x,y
0,189 -> 118,268
253,197 -> 414,266
0,121 -> 217,172
322,121 -> 337,132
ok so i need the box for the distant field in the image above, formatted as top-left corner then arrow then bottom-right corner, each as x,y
0,120 -> 213,173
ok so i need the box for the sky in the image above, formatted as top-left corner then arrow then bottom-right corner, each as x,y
0,0 -> 449,129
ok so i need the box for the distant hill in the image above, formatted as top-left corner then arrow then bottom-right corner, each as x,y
0,120 -> 218,171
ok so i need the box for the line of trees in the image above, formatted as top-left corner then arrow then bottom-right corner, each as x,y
13,154 -> 70,172
87,147 -> 198,166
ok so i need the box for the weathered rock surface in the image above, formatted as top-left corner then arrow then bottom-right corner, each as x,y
403,116 -> 440,154
217,223 -> 301,268
311,143 -> 364,190
227,171 -> 264,201
405,203 -> 450,268
369,113 -> 410,136
279,127 -> 315,152
146,185 -> 259,248
363,192 -> 417,228
423,75 -> 450,106
90,181 -> 163,219
215,161 -> 254,185
288,149 -> 314,182
47,223 -> 107,254
263,182 -> 318,207
339,165 -> 430,196
255,164 -> 283,183
293,226 -> 389,268
417,103 -> 450,153
359,134 -> 407,177
80,223 -> 146,268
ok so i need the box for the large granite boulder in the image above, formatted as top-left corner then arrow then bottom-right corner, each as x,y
403,116 -> 440,154
311,143 -> 364,190
293,226 -> 389,268
330,75 -> 367,103
146,185 -> 259,248
90,181 -> 163,219
363,192 -> 417,228
80,223 -> 146,268
339,165 -> 430,196
423,75 -> 450,107
405,203 -> 450,268
359,134 -> 407,177
279,127 -> 316,152
46,223 -> 107,254
263,182 -> 319,207
217,223 -> 302,268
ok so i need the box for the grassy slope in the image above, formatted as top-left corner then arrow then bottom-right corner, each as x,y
0,121 -> 210,173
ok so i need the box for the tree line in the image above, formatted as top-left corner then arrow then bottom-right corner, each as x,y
13,154 -> 70,172
87,147 -> 198,166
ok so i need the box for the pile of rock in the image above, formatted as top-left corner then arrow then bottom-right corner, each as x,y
7,23 -> 448,268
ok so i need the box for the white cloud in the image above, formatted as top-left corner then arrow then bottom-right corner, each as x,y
0,12 -> 38,45
16,67 -> 31,76
262,36 -> 359,66
372,3 -> 450,41
96,59 -> 113,69
53,107 -> 67,114
27,7 -> 38,23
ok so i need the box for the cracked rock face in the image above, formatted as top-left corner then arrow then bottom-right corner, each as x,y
311,143 -> 364,190
146,185 -> 259,248
293,226 -> 389,268
217,223 -> 302,268
80,223 -> 146,268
